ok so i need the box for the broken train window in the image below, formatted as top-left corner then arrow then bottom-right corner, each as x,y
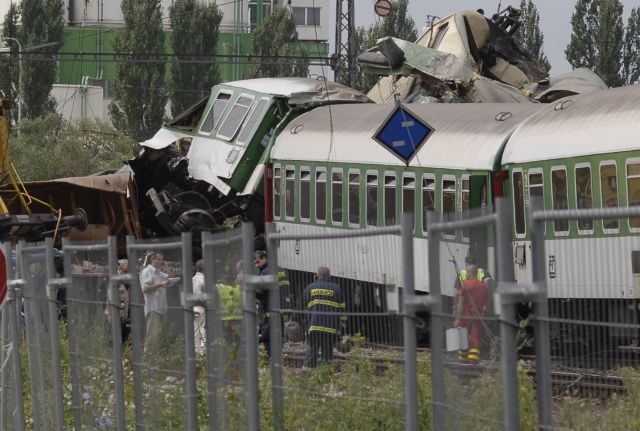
217,95 -> 254,141
200,92 -> 231,135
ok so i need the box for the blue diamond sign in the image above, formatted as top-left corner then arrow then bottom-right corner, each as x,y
373,104 -> 433,163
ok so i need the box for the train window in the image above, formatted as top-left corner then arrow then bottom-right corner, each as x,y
332,169 -> 343,225
430,23 -> 449,49
285,167 -> 295,220
300,168 -> 311,221
600,163 -> 619,231
627,162 -> 640,229
217,95 -> 254,140
422,175 -> 435,234
462,176 -> 470,238
237,98 -> 270,146
315,169 -> 327,223
529,172 -> 543,198
384,173 -> 397,225
575,165 -> 593,232
551,168 -> 569,234
273,165 -> 281,220
442,177 -> 456,236
349,171 -> 361,226
200,92 -> 231,134
403,174 -> 416,216
366,173 -> 378,226
512,171 -> 525,236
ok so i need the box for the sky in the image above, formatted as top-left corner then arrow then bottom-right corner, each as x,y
354,0 -> 640,75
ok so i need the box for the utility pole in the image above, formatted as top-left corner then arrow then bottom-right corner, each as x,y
333,0 -> 356,87
233,0 -> 243,80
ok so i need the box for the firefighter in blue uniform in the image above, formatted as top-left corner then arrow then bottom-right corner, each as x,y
303,266 -> 346,368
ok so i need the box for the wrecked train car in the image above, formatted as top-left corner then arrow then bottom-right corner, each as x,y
0,171 -> 138,252
130,78 -> 371,236
359,8 -> 607,103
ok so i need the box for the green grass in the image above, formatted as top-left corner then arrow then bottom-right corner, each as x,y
11,323 -> 640,430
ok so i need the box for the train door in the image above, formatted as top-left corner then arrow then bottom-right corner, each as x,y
468,174 -> 489,269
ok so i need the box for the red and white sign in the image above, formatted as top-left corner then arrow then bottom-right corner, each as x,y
374,0 -> 393,17
0,249 -> 6,305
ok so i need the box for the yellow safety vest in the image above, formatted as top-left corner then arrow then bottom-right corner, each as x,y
459,268 -> 486,284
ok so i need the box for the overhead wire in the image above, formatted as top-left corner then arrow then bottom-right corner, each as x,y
308,0 -> 335,162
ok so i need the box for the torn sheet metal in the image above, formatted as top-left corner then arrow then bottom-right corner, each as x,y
530,68 -> 608,103
360,8 -> 601,105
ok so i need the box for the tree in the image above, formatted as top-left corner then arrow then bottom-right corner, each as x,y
0,3 -> 20,120
110,0 -> 167,142
2,0 -> 65,119
354,0 -> 418,93
168,0 -> 222,118
565,0 -> 624,87
247,7 -> 308,78
514,0 -> 551,74
9,114 -> 135,181
622,7 -> 640,85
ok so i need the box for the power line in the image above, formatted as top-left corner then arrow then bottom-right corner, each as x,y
11,52 -> 333,66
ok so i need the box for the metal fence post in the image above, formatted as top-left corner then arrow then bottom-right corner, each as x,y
0,244 -> 7,429
266,222 -> 284,431
242,223 -> 260,431
202,231 -> 226,430
44,238 -> 66,430
126,235 -> 145,431
427,211 -> 445,431
529,197 -> 553,429
61,237 -> 82,429
180,233 -> 198,431
107,236 -> 127,431
6,242 -> 25,431
19,241 -> 46,431
496,198 -> 519,430
401,213 -> 418,431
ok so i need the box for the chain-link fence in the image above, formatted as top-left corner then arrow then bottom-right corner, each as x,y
427,201 -> 517,430
2,203 -> 640,430
529,199 -> 640,430
263,218 -> 418,430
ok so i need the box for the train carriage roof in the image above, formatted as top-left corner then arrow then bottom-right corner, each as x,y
271,102 -> 542,171
502,85 -> 640,164
224,77 -> 371,104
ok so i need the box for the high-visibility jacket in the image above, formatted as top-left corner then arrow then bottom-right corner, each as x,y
303,279 -> 346,334
459,268 -> 486,285
216,283 -> 242,321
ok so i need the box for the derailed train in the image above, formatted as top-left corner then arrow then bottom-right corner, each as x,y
130,74 -> 640,351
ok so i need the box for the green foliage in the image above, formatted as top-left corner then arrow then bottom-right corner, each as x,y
354,0 -> 418,93
9,113 -> 135,181
258,350 -> 431,430
622,7 -> 640,85
168,0 -> 222,117
247,7 -> 309,78
0,0 -> 64,119
110,0 -> 167,142
0,3 -> 19,121
565,0 -> 625,87
514,0 -> 551,74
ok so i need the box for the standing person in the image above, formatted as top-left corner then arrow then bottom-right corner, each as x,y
105,259 -> 131,345
140,251 -> 170,354
192,259 -> 206,356
216,261 -> 243,368
254,251 -> 290,358
254,250 -> 272,356
454,263 -> 490,364
303,266 -> 346,368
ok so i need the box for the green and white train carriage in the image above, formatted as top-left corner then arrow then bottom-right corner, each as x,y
269,101 -> 542,313
501,84 -> 640,345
